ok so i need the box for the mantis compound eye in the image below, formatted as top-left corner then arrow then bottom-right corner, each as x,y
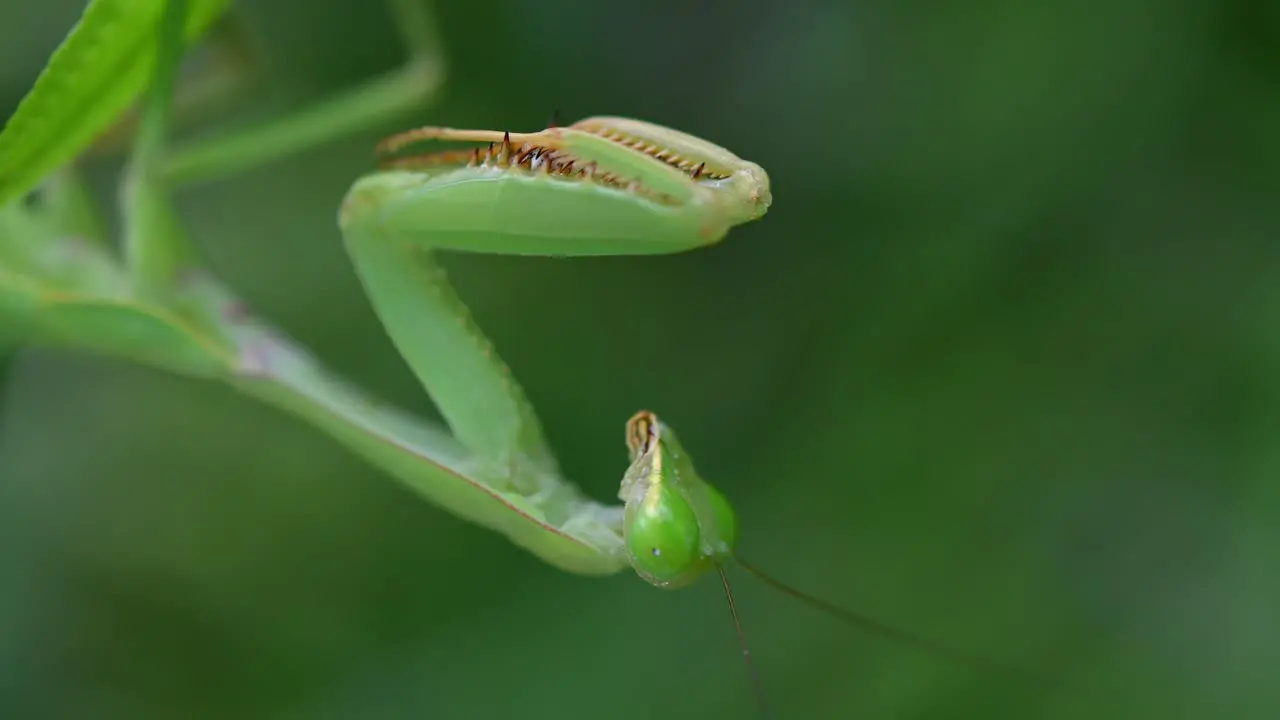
624,486 -> 702,586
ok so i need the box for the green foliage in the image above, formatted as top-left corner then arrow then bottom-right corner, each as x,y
0,0 -> 228,207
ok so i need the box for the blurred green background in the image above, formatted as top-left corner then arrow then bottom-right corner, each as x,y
4,0 -> 1280,718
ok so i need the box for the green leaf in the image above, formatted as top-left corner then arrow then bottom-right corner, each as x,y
0,0 -> 230,207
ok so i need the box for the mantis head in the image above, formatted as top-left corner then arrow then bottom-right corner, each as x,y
617,410 -> 739,588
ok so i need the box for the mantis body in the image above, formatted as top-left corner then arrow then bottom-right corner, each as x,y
0,1 -> 1005,715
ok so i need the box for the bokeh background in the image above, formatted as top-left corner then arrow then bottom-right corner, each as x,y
4,0 -> 1280,718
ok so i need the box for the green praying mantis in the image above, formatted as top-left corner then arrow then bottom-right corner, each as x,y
0,0 -> 1012,715
340,116 -> 770,582
342,111 -> 1012,714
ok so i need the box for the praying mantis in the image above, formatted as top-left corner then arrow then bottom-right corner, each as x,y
339,116 -> 771,582
0,0 -> 1011,715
